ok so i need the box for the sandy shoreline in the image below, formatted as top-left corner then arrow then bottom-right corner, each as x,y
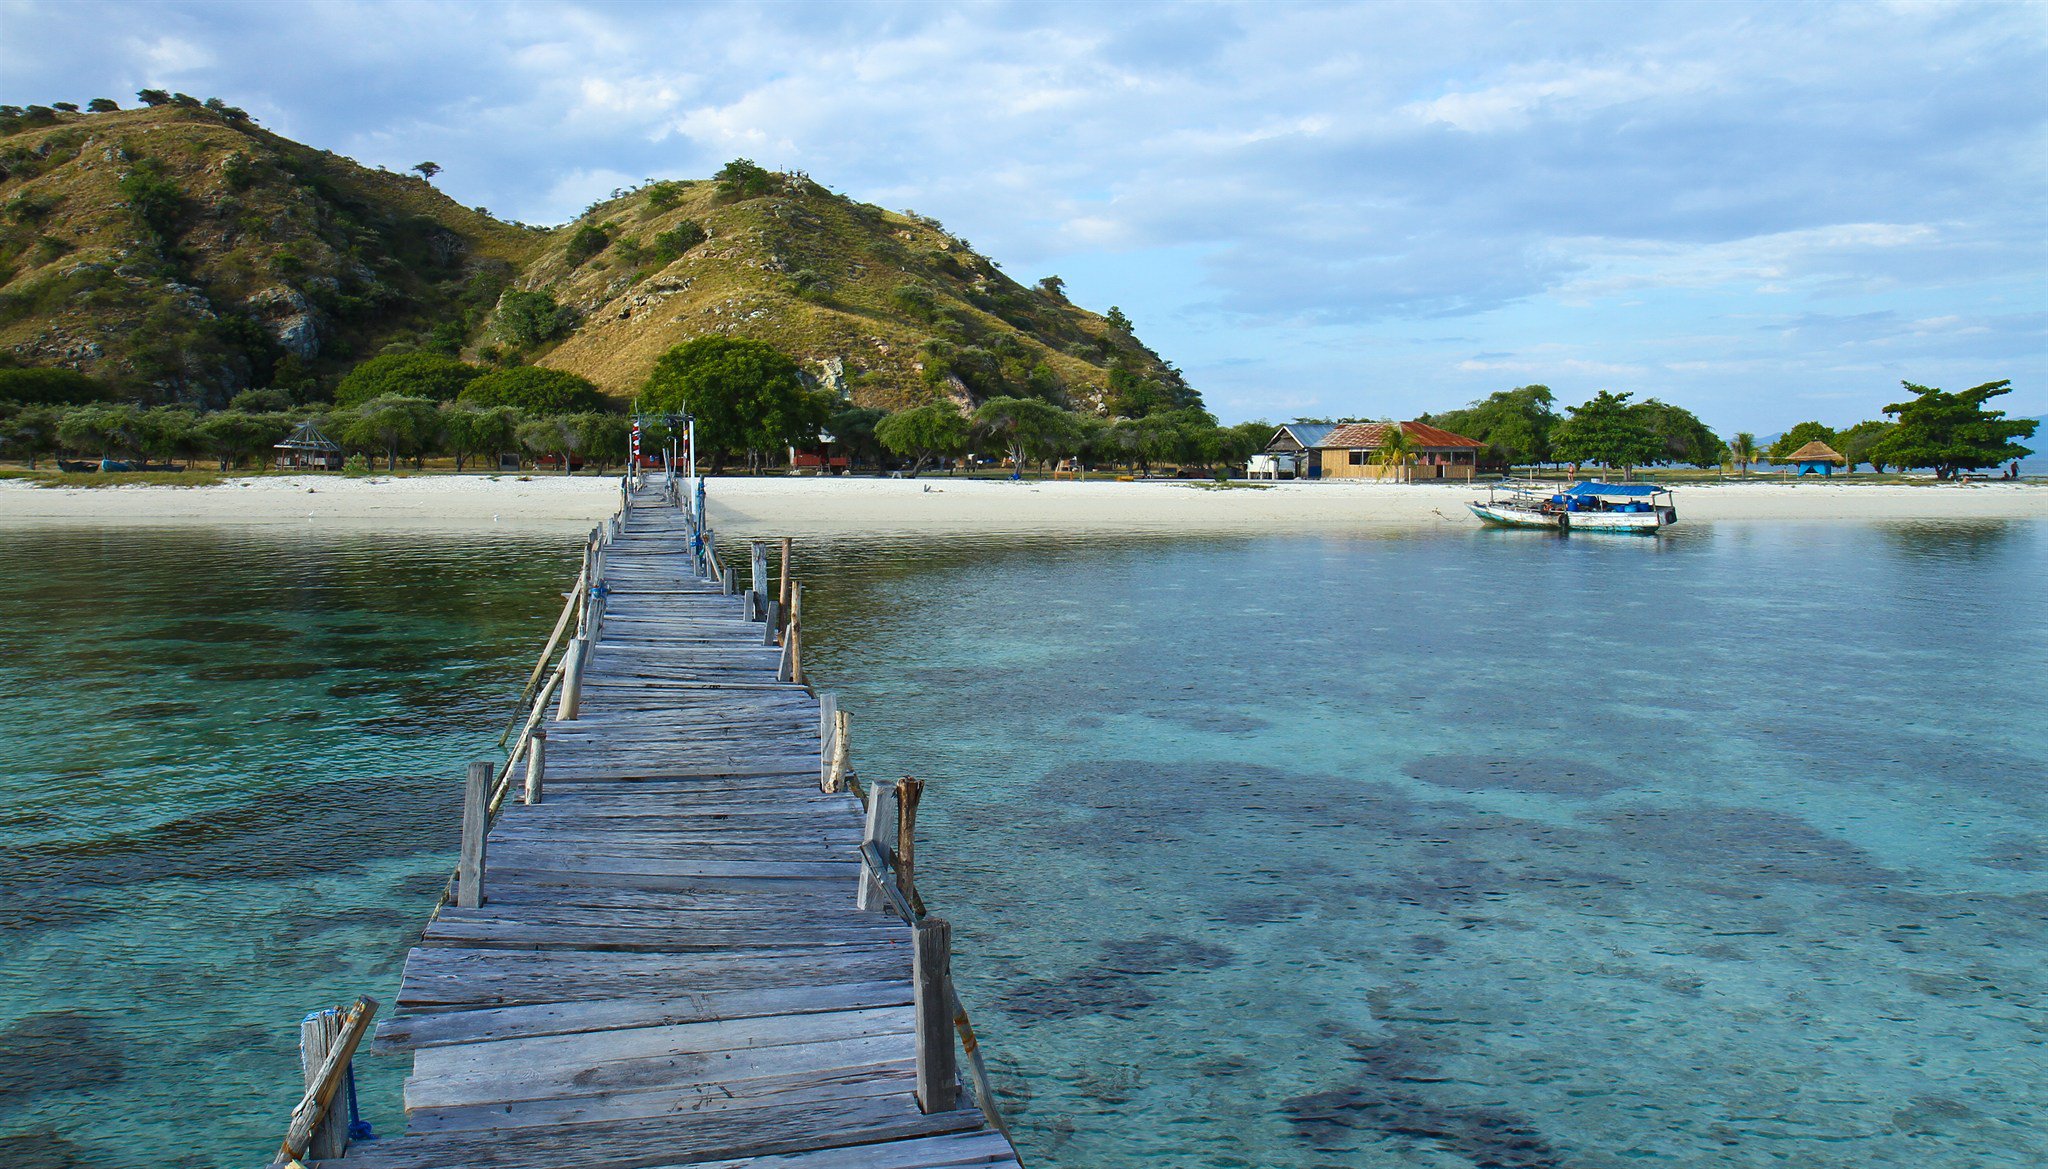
2,473 -> 2043,536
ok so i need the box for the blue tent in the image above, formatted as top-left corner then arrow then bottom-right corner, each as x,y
1565,481 -> 1660,497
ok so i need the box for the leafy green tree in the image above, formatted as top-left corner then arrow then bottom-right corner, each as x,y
0,366 -> 114,406
875,400 -> 968,476
1836,419 -> 1897,472
137,89 -> 171,107
197,410 -> 292,470
460,366 -> 606,415
1767,421 -> 1837,462
1104,306 -> 1133,334
1105,361 -> 1165,418
1424,385 -> 1557,465
1629,398 -> 1724,468
441,402 -> 522,472
413,161 -> 441,180
828,406 -> 887,469
713,159 -> 774,202
137,406 -> 200,465
88,98 -> 119,113
638,337 -> 823,472
496,289 -> 576,347
1217,420 -> 1272,470
229,388 -> 294,412
1024,362 -> 1064,405
1728,432 -> 1758,476
517,415 -> 585,474
1035,275 -> 1066,300
57,404 -> 143,462
0,404 -> 64,468
573,412 -> 632,474
1550,390 -> 1663,478
973,396 -> 1076,475
336,395 -> 442,470
1867,380 -> 2036,479
334,353 -> 482,407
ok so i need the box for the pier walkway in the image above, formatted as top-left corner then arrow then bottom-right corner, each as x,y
282,472 -> 1018,1169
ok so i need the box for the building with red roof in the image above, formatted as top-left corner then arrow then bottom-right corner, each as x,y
1272,420 -> 1485,481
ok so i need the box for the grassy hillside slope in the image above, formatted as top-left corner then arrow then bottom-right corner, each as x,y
1,106 -> 1192,414
0,104 -> 542,405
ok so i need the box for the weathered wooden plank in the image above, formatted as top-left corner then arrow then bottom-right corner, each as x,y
376,982 -> 913,1050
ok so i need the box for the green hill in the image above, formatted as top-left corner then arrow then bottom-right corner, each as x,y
0,103 -> 1194,415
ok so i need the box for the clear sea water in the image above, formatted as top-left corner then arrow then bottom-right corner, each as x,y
1,518 -> 2043,1168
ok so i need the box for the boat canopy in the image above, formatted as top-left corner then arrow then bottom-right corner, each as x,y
1565,481 -> 1663,497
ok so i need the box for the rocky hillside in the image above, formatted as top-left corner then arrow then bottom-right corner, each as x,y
0,104 -> 1193,414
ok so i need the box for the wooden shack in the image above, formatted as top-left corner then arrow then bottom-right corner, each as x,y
274,421 -> 344,470
1312,421 -> 1484,481
1252,422 -> 1339,478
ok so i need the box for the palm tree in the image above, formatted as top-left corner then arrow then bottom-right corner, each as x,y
1373,424 -> 1415,481
1729,432 -> 1758,477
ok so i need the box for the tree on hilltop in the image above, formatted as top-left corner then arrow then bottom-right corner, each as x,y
88,97 -> 119,112
413,161 -> 441,181
137,89 -> 171,107
1867,380 -> 2035,479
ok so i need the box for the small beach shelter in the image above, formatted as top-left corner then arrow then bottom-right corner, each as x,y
274,420 -> 345,470
1787,440 -> 1845,477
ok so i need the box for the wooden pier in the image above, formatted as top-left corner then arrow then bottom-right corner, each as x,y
274,471 -> 1019,1169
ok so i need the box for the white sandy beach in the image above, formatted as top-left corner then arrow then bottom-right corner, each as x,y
2,472 -> 2044,535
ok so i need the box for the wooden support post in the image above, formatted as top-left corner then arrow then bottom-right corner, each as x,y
913,916 -> 960,1113
857,780 -> 899,912
828,710 -> 852,793
897,774 -> 925,912
276,995 -> 378,1168
750,541 -> 769,620
557,637 -> 586,721
523,729 -> 546,805
298,1009 -> 351,1160
819,691 -> 838,789
702,530 -> 717,581
780,581 -> 803,683
763,598 -> 781,646
778,536 -> 793,627
457,760 -> 490,909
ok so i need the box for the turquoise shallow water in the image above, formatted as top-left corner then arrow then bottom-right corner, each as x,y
0,519 -> 2043,1167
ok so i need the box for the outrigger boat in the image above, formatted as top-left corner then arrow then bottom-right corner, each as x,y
1469,480 -> 1678,533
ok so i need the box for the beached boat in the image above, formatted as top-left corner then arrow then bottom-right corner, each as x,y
1469,480 -> 1677,533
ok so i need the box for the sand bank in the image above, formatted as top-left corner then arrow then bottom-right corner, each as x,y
3,473 -> 2044,537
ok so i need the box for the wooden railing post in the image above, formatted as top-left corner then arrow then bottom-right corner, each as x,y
913,916 -> 960,1113
749,541 -> 768,621
779,581 -> 803,683
523,728 -> 546,805
275,995 -> 378,1168
857,780 -> 899,912
896,775 -> 924,911
297,1009 -> 351,1160
558,636 -> 587,721
818,691 -> 837,789
457,760 -> 490,909
778,536 -> 793,629
828,710 -> 851,793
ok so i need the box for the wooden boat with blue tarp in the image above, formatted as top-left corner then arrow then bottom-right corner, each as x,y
1469,480 -> 1677,533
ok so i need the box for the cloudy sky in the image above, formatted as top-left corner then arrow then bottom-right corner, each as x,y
4,0 -> 2043,428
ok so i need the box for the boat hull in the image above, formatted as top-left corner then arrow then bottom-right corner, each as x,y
1468,502 -> 1673,533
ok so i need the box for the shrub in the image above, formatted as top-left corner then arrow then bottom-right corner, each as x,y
565,221 -> 614,266
88,98 -> 119,113
644,181 -> 685,211
495,289 -> 575,347
343,452 -> 369,475
650,220 -> 706,262
117,158 -> 184,238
